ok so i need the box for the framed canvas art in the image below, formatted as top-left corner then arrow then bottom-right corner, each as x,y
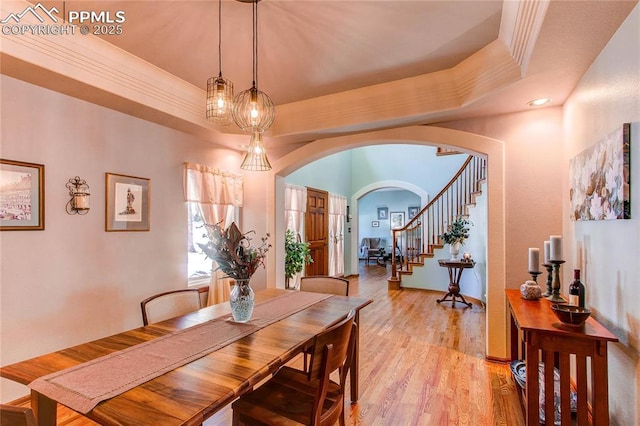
371,220 -> 379,228
0,159 -> 45,230
569,123 -> 630,220
106,172 -> 150,231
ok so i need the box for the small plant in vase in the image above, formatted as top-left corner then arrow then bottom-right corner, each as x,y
198,222 -> 270,322
440,216 -> 471,261
284,229 -> 313,289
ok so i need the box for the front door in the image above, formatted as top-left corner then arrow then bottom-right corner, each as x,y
305,187 -> 329,276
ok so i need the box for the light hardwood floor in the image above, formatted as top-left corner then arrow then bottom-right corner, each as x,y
208,262 -> 525,425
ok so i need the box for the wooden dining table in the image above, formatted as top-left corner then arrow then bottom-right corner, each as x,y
1,289 -> 372,426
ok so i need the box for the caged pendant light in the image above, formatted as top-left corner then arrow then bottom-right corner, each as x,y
240,131 -> 272,171
206,0 -> 234,125
232,0 -> 275,134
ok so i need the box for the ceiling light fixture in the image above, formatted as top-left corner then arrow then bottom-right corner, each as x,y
233,0 -> 275,134
240,131 -> 272,171
527,97 -> 552,107
206,0 -> 234,125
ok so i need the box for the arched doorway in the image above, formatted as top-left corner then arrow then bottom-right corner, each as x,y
265,125 -> 506,360
351,180 -> 429,274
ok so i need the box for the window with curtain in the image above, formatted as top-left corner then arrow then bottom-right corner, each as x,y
184,162 -> 243,304
284,184 -> 307,289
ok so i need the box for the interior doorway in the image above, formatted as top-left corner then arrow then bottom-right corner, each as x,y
305,187 -> 329,276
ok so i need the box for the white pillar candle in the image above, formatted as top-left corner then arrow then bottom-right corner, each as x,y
528,248 -> 540,272
73,194 -> 90,210
550,235 -> 562,261
543,241 -> 550,264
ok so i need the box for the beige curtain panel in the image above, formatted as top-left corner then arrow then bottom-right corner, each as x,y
184,163 -> 243,305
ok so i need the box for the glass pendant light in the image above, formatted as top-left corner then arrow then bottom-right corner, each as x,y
206,0 -> 234,125
232,0 -> 275,133
241,131 -> 272,171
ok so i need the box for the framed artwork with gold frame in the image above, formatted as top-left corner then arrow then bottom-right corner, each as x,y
0,159 -> 45,231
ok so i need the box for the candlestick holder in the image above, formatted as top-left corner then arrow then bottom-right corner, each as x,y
528,271 -> 542,283
547,260 -> 567,303
542,263 -> 553,297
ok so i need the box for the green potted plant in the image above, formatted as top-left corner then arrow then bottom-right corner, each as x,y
440,216 -> 471,260
284,229 -> 313,289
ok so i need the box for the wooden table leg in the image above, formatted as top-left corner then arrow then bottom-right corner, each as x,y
436,266 -> 472,307
350,311 -> 361,403
32,390 -> 57,426
591,341 -> 610,425
525,332 -> 539,426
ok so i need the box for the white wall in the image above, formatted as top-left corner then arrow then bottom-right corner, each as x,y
0,76 -> 243,401
350,145 -> 466,197
563,4 -> 639,425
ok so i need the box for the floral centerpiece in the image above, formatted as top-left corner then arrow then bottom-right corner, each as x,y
440,216 -> 471,260
199,222 -> 270,322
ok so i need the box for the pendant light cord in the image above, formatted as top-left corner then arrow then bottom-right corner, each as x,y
253,0 -> 258,88
218,0 -> 223,77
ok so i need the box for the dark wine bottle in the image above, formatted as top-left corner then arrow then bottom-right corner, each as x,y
568,269 -> 585,308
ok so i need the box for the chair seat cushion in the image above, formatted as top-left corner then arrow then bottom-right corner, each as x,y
232,366 -> 342,425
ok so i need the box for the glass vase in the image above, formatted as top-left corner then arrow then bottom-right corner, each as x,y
229,279 -> 255,322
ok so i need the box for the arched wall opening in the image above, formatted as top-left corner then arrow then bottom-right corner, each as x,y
264,126 -> 506,360
351,181 -> 429,275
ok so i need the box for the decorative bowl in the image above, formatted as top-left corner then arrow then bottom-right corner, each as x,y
520,280 -> 542,300
551,304 -> 591,326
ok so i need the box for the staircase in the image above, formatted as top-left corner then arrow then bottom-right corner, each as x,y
388,155 -> 486,288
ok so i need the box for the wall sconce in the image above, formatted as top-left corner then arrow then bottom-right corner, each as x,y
66,176 -> 90,215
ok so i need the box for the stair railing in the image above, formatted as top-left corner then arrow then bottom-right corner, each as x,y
390,155 -> 486,281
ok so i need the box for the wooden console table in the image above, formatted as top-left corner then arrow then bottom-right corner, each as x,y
506,289 -> 618,425
437,259 -> 475,307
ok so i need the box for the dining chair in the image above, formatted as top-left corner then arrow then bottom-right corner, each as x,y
232,309 -> 356,426
300,276 -> 350,371
0,404 -> 36,426
140,288 -> 201,326
300,276 -> 349,297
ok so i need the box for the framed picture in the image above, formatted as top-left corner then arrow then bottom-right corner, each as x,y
570,123 -> 631,220
371,220 -> 379,228
377,207 -> 388,220
408,206 -> 420,220
106,172 -> 150,231
390,211 -> 405,229
0,159 -> 45,231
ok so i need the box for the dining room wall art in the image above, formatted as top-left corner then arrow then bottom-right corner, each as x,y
106,172 -> 150,231
0,159 -> 45,230
390,211 -> 405,229
569,123 -> 630,220
408,206 -> 420,220
377,207 -> 388,220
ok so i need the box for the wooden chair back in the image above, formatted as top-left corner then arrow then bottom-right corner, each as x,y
0,404 -> 36,426
300,276 -> 349,296
306,309 -> 355,424
140,289 -> 201,325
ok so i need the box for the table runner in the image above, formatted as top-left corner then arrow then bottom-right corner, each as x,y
29,291 -> 332,414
